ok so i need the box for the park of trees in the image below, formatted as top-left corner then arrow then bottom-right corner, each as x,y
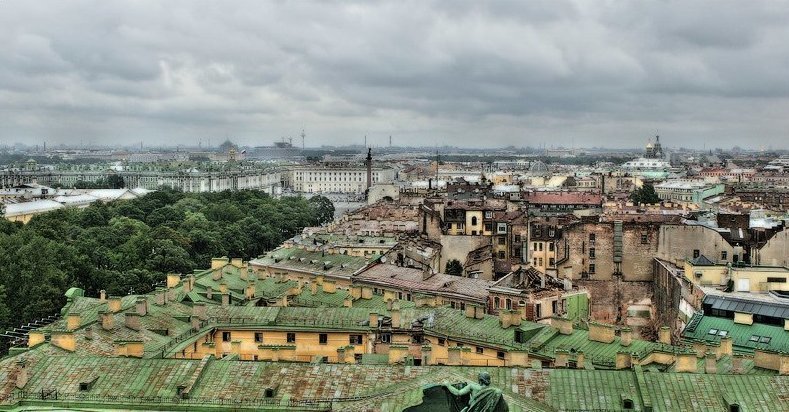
0,189 -> 334,334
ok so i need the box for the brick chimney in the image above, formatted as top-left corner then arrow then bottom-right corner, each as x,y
705,353 -> 717,374
51,331 -> 75,352
675,352 -> 697,373
155,288 -> 166,306
206,287 -> 213,300
221,293 -> 230,306
310,282 -> 318,295
99,289 -> 106,301
369,312 -> 379,328
474,305 -> 485,319
390,308 -> 401,329
100,310 -> 114,330
658,326 -> 671,345
136,297 -> 148,316
108,297 -> 122,313
15,359 -> 27,389
219,281 -> 228,294
464,305 -> 475,318
551,317 -> 573,335
28,331 -> 45,347
589,322 -> 615,343
124,313 -> 141,331
322,280 -> 336,294
620,328 -> 632,347
245,282 -> 255,299
166,273 -> 181,289
66,313 -> 81,331
192,302 -> 207,320
499,310 -> 511,328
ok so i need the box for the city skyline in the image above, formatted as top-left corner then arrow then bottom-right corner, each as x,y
1,1 -> 789,149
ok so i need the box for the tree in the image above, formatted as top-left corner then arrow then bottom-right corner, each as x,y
445,259 -> 464,276
309,195 -> 335,225
107,174 -> 125,189
630,183 -> 660,205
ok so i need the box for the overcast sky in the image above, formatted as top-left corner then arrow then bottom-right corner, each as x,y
1,1 -> 788,150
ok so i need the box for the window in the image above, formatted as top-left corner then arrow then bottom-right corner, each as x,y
535,303 -> 542,318
693,249 -> 700,259
767,277 -> 787,283
721,251 -> 728,260
286,333 -> 296,343
548,242 -> 554,252
460,302 -> 466,311
349,334 -> 363,345
623,399 -> 634,410
476,346 -> 484,354
749,335 -> 760,342
484,211 -> 493,218
254,332 -> 263,343
533,242 -> 539,251
484,223 -> 493,232
589,233 -> 596,243
497,223 -> 507,234
538,243 -> 543,251
438,338 -> 445,346
498,251 -> 506,259
471,216 -> 478,226
494,297 -> 500,309
589,248 -> 595,258
641,233 -> 649,244
498,236 -> 506,245
549,258 -> 555,266
514,329 -> 525,343
514,235 -> 521,243
759,336 -> 771,344
589,264 -> 596,274
505,299 -> 512,310
222,332 -> 231,342
497,351 -> 505,360
551,300 -> 558,314
538,258 -> 543,266
319,333 -> 328,344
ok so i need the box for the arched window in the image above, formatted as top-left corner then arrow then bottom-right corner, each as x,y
493,297 -> 500,309
471,216 -> 478,226
505,299 -> 512,310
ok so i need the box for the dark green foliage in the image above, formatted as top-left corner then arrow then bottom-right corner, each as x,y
445,259 -> 464,276
0,188 -> 331,332
629,183 -> 661,205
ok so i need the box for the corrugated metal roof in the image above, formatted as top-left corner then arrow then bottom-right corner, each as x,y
705,294 -> 789,318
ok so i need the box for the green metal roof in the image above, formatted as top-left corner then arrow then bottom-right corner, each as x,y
682,313 -> 789,354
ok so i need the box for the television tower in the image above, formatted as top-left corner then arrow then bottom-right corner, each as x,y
301,129 -> 305,150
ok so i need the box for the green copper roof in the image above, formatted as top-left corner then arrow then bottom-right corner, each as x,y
682,313 -> 789,354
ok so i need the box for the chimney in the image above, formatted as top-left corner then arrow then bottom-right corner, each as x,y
719,336 -> 733,357
166,273 -> 181,289
658,326 -> 671,345
66,313 -> 81,331
705,353 -> 717,374
361,287 -> 373,300
474,305 -> 485,319
369,312 -> 379,328
231,257 -> 243,268
212,268 -> 222,281
15,360 -> 27,389
499,310 -> 511,328
100,311 -> 114,330
211,257 -> 229,269
136,297 -> 148,316
675,352 -> 697,373
206,287 -> 213,300
551,317 -> 573,335
731,354 -> 744,374
576,351 -> 585,369
51,331 -> 75,352
620,328 -> 632,347
350,286 -> 361,299
99,290 -> 106,301
219,282 -> 228,294
589,323 -> 615,344
221,293 -> 230,306
245,282 -> 256,299
464,304 -> 476,318
391,308 -> 401,329
28,331 -> 45,348
343,296 -> 353,308
124,313 -> 141,331
510,310 -> 522,327
322,280 -> 336,294
192,302 -> 207,320
84,326 -> 93,340
155,289 -> 166,306
108,297 -> 122,313
190,315 -> 200,331
615,352 -> 631,369
310,282 -> 318,295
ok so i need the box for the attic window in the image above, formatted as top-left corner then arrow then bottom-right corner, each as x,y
622,398 -> 634,410
759,336 -> 771,344
718,330 -> 728,337
707,329 -> 718,335
749,335 -> 760,342
79,377 -> 98,391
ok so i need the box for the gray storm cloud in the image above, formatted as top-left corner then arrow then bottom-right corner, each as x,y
0,0 -> 788,149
